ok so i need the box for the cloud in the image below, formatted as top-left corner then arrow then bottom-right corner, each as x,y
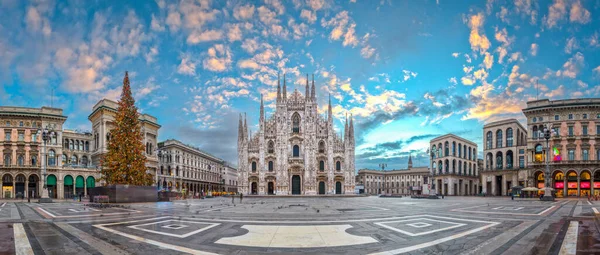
25,5 -> 51,36
233,4 -> 255,20
463,82 -> 524,122
202,44 -> 232,72
322,11 -> 359,47
466,13 -> 491,54
545,0 -> 567,28
145,46 -> 159,63
187,29 -> 223,44
166,10 -> 182,31
308,0 -> 326,11
237,59 -> 261,69
452,52 -> 460,58
257,6 -> 278,25
300,9 -> 316,24
569,0 -> 590,24
564,37 -> 578,54
227,24 -> 242,42
544,85 -> 565,98
530,43 -> 538,56
241,38 -> 260,53
494,27 -> 511,47
558,52 -> 584,78
150,14 -> 165,31
483,52 -> 493,69
265,0 -> 285,15
177,57 -> 196,75
402,70 -> 418,82
496,47 -> 508,64
461,76 -> 476,86
361,45 -> 376,59
593,66 -> 600,75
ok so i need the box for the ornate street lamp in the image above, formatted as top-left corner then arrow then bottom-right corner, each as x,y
539,124 -> 557,201
37,125 -> 56,203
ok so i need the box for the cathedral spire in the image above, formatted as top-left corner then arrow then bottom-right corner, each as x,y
349,113 -> 355,143
328,93 -> 332,122
408,153 -> 413,169
305,74 -> 310,100
243,112 -> 248,141
311,74 -> 316,100
277,72 -> 281,103
344,113 -> 349,140
238,113 -> 244,142
260,94 -> 264,122
283,73 -> 287,100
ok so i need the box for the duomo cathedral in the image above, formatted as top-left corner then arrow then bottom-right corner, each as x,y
237,75 -> 356,195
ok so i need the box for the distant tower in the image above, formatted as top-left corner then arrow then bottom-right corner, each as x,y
408,154 -> 413,169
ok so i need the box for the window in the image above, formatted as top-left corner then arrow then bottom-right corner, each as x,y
18,132 -> 24,141
31,155 -> 37,166
292,113 -> 300,133
444,142 -> 449,156
506,128 -> 513,147
32,133 -> 37,143
19,121 -> 23,127
533,117 -> 537,123
81,156 -> 88,166
496,130 -> 503,148
319,160 -> 325,171
468,147 -> 472,160
519,156 -> 525,168
519,149 -> 525,154
568,150 -> 575,161
539,117 -> 543,121
555,115 -> 559,120
293,145 -> 300,157
597,125 -> 600,135
452,142 -> 456,156
336,161 -> 341,171
583,125 -> 588,135
568,126 -> 574,137
318,141 -> 325,153
568,114 -> 573,120
583,150 -> 589,160
268,161 -> 273,172
48,150 -> 56,166
534,144 -> 543,162
17,155 -> 23,166
3,154 -> 9,166
267,141 -> 274,154
5,131 -> 11,141
486,131 -> 492,149
583,114 -> 588,119
5,121 -> 10,126
71,155 -> 77,165
496,153 -> 503,169
554,127 -> 560,137
251,162 -> 256,172
458,143 -> 462,158
533,126 -> 538,139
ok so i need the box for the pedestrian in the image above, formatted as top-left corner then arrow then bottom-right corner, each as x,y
240,192 -> 243,204
442,194 -> 444,199
511,193 -> 514,201
79,192 -> 82,202
232,193 -> 235,204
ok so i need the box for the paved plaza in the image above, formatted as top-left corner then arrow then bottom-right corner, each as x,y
0,196 -> 599,254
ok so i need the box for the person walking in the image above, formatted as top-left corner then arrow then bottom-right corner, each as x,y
232,193 -> 235,204
240,192 -> 243,204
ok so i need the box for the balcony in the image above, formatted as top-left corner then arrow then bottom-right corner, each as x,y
288,157 -> 304,166
529,160 -> 597,166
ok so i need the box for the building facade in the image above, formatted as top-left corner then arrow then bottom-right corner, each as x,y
237,76 -> 355,195
223,164 -> 238,193
481,119 -> 528,196
0,106 -> 100,199
430,134 -> 480,196
523,99 -> 600,197
88,99 -> 161,185
356,157 -> 429,195
157,139 -> 230,194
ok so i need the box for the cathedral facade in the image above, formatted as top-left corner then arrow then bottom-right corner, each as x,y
237,75 -> 356,195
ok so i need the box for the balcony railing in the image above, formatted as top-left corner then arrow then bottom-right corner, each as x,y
530,160 -> 597,165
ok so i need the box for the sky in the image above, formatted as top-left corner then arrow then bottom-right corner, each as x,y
1,0 -> 600,170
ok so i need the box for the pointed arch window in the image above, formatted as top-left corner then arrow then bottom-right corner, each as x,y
444,142 -> 449,156
336,161 -> 341,171
251,161 -> 257,172
319,160 -> 325,171
268,161 -> 274,172
292,113 -> 300,133
496,130 -> 503,148
293,145 -> 300,157
486,131 -> 493,149
506,128 -> 513,147
268,141 -> 274,154
17,155 -> 24,166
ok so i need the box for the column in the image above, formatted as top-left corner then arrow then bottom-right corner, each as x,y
12,179 -> 15,198
502,174 -> 507,196
592,178 -> 595,196
73,181 -> 76,197
491,176 -> 496,196
0,180 -> 3,199
441,179 -> 445,195
25,180 -> 29,198
564,178 -> 567,197
577,177 -> 581,197
84,182 -> 87,197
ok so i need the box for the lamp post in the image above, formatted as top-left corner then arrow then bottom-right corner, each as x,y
430,147 -> 439,195
540,124 -> 556,201
37,125 -> 56,203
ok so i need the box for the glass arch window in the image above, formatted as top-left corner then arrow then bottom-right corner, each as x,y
268,161 -> 274,172
319,160 -> 325,171
292,113 -> 300,133
48,150 -> 56,166
251,162 -> 257,172
506,128 -> 513,147
496,130 -> 503,148
336,161 -> 341,171
293,145 -> 300,157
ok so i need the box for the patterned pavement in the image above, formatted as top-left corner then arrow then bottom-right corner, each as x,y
1,196 -> 599,254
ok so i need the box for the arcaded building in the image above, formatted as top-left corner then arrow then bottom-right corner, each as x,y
481,119 -> 528,196
523,99 -> 600,197
88,99 -> 161,186
430,134 -> 479,195
237,76 -> 355,195
0,106 -> 100,199
356,156 -> 429,195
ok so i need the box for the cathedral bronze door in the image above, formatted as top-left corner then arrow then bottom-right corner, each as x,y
268,182 -> 274,195
251,182 -> 257,195
318,181 -> 325,194
336,181 -> 342,194
292,175 -> 301,195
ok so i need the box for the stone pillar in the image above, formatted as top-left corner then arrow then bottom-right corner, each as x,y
0,180 -> 3,199
502,174 -> 507,196
58,180 -> 63,199
592,178 -> 595,196
441,179 -> 445,195
12,180 -> 15,198
491,176 -> 496,196
25,180 -> 29,198
577,177 -> 581,197
564,178 -> 567,197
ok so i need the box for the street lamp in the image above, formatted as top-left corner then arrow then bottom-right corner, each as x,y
539,124 -> 557,201
430,147 -> 439,195
37,125 -> 56,203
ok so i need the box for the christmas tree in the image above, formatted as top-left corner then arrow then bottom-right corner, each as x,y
101,71 -> 153,186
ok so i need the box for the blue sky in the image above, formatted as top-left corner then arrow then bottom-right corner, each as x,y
1,0 -> 599,169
